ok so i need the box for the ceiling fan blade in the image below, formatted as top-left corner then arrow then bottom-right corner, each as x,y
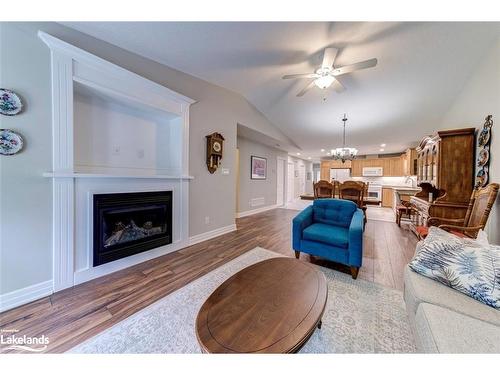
282,73 -> 319,80
332,78 -> 346,93
322,48 -> 338,69
332,58 -> 378,76
297,80 -> 316,97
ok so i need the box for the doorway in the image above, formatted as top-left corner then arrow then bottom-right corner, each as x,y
276,157 -> 286,207
287,162 -> 294,203
298,165 -> 306,196
235,148 -> 240,214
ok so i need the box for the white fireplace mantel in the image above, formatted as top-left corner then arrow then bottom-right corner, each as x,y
43,172 -> 194,179
39,31 -> 195,292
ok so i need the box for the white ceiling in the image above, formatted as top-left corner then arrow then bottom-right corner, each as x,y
63,22 -> 499,158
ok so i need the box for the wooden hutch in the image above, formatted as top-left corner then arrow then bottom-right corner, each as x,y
409,128 -> 476,235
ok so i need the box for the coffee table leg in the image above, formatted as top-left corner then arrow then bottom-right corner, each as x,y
318,320 -> 322,329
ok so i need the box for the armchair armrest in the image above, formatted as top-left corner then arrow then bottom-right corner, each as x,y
438,224 -> 483,237
348,208 -> 364,267
427,217 -> 465,227
292,206 -> 313,250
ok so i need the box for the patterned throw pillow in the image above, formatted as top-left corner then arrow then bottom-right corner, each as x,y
409,226 -> 500,309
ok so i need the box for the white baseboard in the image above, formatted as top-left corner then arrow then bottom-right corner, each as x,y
3,224 -> 238,312
236,204 -> 278,218
0,280 -> 53,313
188,224 -> 237,246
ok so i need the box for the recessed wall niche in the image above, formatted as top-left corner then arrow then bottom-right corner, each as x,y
73,82 -> 183,176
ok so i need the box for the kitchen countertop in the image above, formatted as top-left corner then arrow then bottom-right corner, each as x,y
381,185 -> 421,191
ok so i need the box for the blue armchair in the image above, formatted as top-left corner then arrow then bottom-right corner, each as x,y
292,199 -> 364,279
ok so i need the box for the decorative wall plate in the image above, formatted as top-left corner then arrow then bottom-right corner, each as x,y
477,148 -> 489,167
0,89 -> 23,116
0,129 -> 24,155
475,168 -> 488,188
478,127 -> 491,147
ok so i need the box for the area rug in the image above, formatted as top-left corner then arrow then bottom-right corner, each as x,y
69,247 -> 416,353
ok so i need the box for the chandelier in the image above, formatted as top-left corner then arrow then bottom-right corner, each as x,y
331,114 -> 358,163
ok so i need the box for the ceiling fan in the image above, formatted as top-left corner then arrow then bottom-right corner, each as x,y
282,48 -> 377,97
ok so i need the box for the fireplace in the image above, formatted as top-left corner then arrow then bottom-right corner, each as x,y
93,191 -> 172,267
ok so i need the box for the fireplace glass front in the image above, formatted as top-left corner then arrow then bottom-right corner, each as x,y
93,191 -> 172,266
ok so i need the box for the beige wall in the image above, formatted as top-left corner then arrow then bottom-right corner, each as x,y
0,22 -> 293,294
440,37 -> 499,244
0,23 -> 53,293
236,136 -> 288,214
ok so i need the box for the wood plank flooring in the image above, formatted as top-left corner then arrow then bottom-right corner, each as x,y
0,208 -> 418,353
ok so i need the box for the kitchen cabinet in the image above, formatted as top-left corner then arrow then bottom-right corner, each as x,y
325,155 -> 411,178
320,165 -> 330,180
351,160 -> 362,177
351,157 -> 405,177
390,157 -> 404,176
403,148 -> 417,176
382,187 -> 394,208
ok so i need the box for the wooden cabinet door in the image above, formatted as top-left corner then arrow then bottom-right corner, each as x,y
329,160 -> 352,168
393,157 -> 404,176
351,160 -> 362,177
320,166 -> 329,180
404,150 -> 411,175
382,188 -> 394,207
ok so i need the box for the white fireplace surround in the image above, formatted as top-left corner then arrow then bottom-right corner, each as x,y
38,31 -> 196,293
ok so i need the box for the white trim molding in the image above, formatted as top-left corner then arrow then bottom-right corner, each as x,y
38,31 -> 195,292
0,281 -> 53,313
236,204 -> 279,218
74,238 -> 189,285
188,224 -> 237,246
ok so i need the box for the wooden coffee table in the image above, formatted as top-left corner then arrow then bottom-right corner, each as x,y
195,257 -> 328,353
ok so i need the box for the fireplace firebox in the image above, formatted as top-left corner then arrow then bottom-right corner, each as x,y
93,191 -> 172,266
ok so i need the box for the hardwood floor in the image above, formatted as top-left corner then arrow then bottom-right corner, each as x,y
0,208 -> 418,353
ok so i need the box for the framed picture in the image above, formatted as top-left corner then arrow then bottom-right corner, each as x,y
251,156 -> 267,180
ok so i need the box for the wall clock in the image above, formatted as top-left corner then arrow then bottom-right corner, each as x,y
206,132 -> 225,174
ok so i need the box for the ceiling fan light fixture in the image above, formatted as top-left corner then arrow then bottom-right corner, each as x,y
314,75 -> 335,89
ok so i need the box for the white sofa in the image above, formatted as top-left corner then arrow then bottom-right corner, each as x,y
404,263 -> 500,353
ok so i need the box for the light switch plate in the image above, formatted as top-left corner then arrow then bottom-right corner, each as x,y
222,168 -> 230,175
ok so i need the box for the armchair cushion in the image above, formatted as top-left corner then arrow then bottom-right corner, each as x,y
312,199 -> 357,228
303,223 -> 349,248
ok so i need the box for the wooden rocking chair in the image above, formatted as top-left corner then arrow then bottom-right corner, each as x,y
418,183 -> 499,239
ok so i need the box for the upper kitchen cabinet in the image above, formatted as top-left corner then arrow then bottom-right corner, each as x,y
403,148 -> 417,176
351,160 -> 362,177
327,151 -> 417,178
351,156 -> 406,177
